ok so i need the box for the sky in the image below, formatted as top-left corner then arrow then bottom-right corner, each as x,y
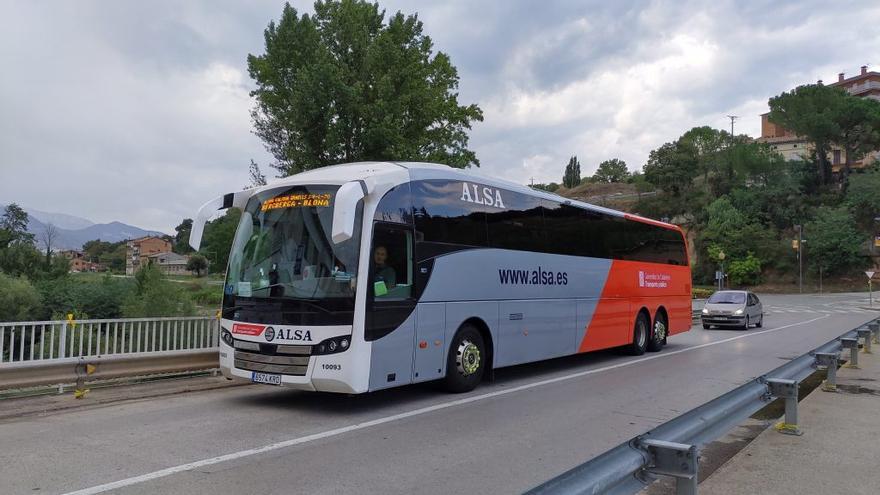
1,0 -> 879,233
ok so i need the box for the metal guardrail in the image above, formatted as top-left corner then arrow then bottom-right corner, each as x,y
526,318 -> 880,495
0,316 -> 219,390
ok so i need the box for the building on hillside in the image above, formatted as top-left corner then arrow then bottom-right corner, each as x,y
126,236 -> 172,275
144,251 -> 194,276
757,65 -> 880,169
61,249 -> 102,272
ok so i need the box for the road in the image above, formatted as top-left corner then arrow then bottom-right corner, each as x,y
0,293 -> 876,495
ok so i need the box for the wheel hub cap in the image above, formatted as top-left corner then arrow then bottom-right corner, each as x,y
654,320 -> 667,341
457,340 -> 481,376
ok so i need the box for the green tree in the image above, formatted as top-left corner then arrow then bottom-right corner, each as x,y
695,197 -> 777,282
806,206 -> 865,276
593,158 -> 629,183
0,242 -> 42,278
98,243 -> 127,273
201,209 -> 242,273
173,219 -> 194,254
845,170 -> 880,227
0,204 -> 43,279
1,203 -> 34,248
832,96 -> 880,187
531,182 -> 559,192
0,272 -> 42,321
186,254 -> 209,277
643,141 -> 699,198
82,240 -> 113,260
680,126 -> 727,183
768,84 -> 848,186
562,156 -> 581,188
248,1 -> 483,175
248,159 -> 268,187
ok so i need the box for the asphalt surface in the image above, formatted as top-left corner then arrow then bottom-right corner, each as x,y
0,293 -> 877,495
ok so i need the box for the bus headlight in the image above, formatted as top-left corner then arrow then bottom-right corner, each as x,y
312,336 -> 352,355
221,329 -> 234,347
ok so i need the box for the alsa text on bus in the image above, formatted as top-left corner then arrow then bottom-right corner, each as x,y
460,182 -> 506,208
498,267 -> 569,286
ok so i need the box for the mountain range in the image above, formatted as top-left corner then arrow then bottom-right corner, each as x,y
4,205 -> 167,250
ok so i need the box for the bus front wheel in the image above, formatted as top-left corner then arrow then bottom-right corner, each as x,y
443,324 -> 486,393
627,313 -> 649,356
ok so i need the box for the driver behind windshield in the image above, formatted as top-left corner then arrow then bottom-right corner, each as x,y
372,245 -> 396,288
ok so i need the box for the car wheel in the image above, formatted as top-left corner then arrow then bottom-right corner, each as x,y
742,315 -> 750,330
647,312 -> 667,352
756,314 -> 763,328
627,312 -> 650,356
442,324 -> 485,393
702,323 -> 710,330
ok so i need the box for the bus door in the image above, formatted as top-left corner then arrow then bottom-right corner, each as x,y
366,222 -> 417,389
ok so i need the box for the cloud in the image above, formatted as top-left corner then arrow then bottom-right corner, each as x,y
1,0 -> 879,231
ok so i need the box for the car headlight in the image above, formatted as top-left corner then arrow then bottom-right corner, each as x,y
734,308 -> 744,315
702,308 -> 709,314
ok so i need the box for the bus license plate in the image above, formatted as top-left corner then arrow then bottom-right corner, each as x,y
251,371 -> 282,386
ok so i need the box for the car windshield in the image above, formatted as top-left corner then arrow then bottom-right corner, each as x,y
225,185 -> 362,302
708,292 -> 746,304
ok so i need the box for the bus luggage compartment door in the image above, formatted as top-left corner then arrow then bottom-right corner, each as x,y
412,303 -> 445,383
497,300 -> 576,367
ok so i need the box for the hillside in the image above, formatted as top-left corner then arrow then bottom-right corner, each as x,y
555,182 -> 652,213
26,216 -> 166,250
2,204 -> 167,250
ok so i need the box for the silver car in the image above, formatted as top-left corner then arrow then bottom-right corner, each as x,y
701,290 -> 763,330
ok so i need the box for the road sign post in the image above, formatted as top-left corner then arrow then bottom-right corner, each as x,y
867,271 -> 875,307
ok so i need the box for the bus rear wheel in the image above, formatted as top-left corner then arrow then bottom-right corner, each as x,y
442,324 -> 486,393
627,313 -> 649,356
647,312 -> 667,352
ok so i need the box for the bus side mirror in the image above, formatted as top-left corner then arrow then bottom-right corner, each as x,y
332,181 -> 366,244
189,190 -> 252,250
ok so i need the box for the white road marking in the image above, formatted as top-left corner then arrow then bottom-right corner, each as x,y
64,314 -> 833,495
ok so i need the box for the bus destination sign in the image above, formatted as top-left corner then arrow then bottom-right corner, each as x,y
261,193 -> 332,211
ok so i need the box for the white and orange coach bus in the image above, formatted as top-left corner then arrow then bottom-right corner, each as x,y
190,162 -> 692,394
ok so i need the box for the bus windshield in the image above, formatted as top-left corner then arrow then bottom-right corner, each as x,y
225,185 -> 362,305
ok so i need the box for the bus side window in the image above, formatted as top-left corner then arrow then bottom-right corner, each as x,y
371,224 -> 414,300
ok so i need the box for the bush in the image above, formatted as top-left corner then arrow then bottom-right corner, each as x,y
0,272 -> 43,321
122,264 -> 195,317
727,253 -> 762,286
692,287 -> 714,299
37,275 -> 135,320
191,287 -> 223,306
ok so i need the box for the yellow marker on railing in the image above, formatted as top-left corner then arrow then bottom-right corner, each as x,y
66,313 -> 76,329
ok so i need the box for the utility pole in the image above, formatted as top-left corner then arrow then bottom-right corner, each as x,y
795,225 -> 804,293
726,115 -> 738,136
